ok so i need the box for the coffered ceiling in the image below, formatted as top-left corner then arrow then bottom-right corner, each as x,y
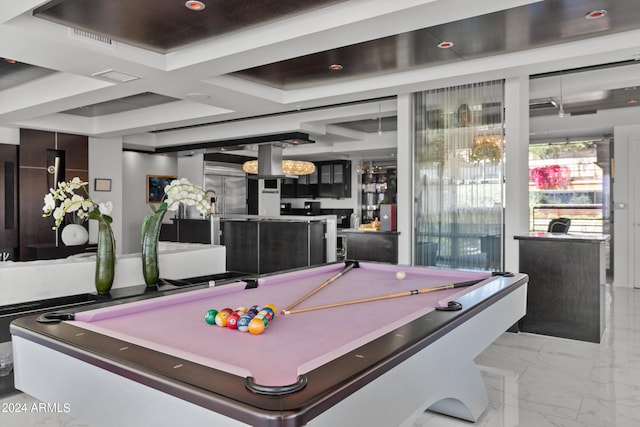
1,0 -> 640,156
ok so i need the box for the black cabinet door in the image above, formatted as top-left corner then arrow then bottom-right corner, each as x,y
281,177 -> 297,197
318,161 -> 351,198
283,161 -> 350,199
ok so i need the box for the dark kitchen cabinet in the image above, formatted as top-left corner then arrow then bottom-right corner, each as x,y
282,161 -> 350,199
318,160 -> 350,198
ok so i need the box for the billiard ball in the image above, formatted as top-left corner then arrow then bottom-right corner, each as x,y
237,316 -> 251,332
248,317 -> 265,335
215,311 -> 230,327
253,314 -> 268,327
259,310 -> 273,322
204,309 -> 218,325
395,271 -> 406,280
226,313 -> 240,329
264,304 -> 277,315
262,306 -> 276,319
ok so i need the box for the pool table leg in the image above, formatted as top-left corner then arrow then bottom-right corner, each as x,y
426,360 -> 488,421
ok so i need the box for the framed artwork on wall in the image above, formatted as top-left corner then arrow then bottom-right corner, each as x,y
94,178 -> 111,192
147,175 -> 176,203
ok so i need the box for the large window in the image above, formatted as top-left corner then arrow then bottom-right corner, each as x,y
528,140 -> 607,233
413,80 -> 505,271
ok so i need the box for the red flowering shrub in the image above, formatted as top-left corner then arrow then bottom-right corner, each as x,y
530,165 -> 571,189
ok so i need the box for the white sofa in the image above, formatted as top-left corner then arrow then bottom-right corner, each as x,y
0,243 -> 226,305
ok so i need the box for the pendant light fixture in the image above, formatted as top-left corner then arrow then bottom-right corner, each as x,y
242,144 -> 315,177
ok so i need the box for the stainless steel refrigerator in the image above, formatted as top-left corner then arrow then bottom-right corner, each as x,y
204,163 -> 247,215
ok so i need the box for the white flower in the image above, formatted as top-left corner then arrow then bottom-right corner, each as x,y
52,206 -> 65,221
99,201 -> 113,216
43,193 -> 56,213
42,177 -> 113,230
161,178 -> 210,215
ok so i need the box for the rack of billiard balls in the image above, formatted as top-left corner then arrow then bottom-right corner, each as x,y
205,304 -> 277,335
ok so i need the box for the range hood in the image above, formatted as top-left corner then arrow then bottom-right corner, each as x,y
256,144 -> 294,179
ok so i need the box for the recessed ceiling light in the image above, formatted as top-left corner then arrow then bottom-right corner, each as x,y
329,64 -> 343,71
585,9 -> 607,19
437,41 -> 454,49
185,1 -> 205,11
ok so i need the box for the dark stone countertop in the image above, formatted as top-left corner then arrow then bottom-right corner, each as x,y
338,229 -> 400,235
514,232 -> 610,244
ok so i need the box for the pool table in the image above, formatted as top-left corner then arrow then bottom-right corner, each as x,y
11,262 -> 527,427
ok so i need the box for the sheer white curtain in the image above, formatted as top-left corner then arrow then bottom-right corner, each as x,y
413,80 -> 505,270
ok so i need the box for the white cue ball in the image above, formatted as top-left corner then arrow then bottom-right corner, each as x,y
395,271 -> 406,280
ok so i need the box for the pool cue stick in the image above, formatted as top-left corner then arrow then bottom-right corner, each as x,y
281,260 -> 359,314
281,279 -> 482,315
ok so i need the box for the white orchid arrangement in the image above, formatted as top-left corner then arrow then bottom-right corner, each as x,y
159,178 -> 211,215
42,177 -> 113,230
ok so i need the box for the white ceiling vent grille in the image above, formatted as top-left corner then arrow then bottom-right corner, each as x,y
91,69 -> 141,83
69,28 -> 115,49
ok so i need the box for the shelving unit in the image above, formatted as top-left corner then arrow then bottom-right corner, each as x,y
360,164 -> 396,224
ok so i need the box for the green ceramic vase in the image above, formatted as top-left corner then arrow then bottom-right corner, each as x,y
95,217 -> 116,294
141,207 -> 167,287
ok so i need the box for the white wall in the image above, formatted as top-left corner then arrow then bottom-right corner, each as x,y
396,93 -> 412,265
88,137 -> 124,253
613,124 -> 640,288
177,153 -> 207,219
0,126 -> 19,145
504,76 -> 531,273
122,151 -> 177,254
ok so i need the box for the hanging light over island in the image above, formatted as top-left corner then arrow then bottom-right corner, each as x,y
242,144 -> 315,178
242,160 -> 315,176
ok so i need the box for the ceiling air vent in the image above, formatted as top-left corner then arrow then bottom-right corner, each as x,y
91,69 -> 141,83
529,99 -> 558,110
69,28 -> 115,49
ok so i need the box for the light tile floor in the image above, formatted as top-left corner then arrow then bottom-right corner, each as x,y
414,285 -> 640,427
2,285 -> 639,427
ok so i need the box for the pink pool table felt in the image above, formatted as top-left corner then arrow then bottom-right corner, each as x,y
72,263 -> 493,387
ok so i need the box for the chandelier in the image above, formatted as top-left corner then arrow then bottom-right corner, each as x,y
242,160 -> 315,176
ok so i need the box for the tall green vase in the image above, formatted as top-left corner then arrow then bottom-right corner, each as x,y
95,217 -> 116,294
141,207 -> 167,287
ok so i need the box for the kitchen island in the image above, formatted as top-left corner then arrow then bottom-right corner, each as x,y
338,229 -> 400,264
161,216 -> 337,274
215,215 -> 337,274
